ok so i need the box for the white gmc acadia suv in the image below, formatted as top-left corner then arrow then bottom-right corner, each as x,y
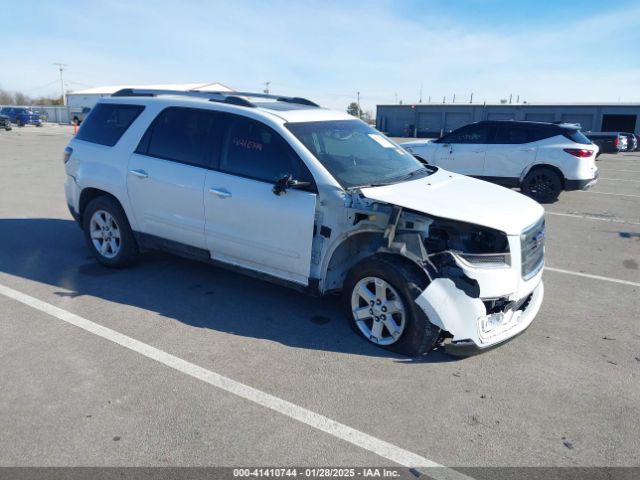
64,89 -> 546,356
402,120 -> 599,203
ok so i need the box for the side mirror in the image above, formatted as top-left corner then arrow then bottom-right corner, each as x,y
273,174 -> 311,196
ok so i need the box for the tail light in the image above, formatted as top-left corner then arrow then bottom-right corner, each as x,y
614,137 -> 619,147
63,146 -> 73,164
564,148 -> 593,158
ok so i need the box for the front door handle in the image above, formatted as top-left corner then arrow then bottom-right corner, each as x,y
209,187 -> 232,199
130,169 -> 148,179
520,148 -> 535,152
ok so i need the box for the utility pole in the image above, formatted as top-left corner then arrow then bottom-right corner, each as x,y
452,93 -> 456,103
263,81 -> 270,94
509,93 -> 512,104
357,91 -> 361,118
470,92 -> 473,104
53,63 -> 67,105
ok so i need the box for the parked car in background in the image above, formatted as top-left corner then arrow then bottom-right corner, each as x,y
583,132 -> 624,155
0,113 -> 12,131
621,132 -> 637,152
0,107 -> 43,127
402,120 -> 598,203
63,89 -> 546,356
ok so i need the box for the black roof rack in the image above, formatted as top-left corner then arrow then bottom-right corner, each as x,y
111,88 -> 320,108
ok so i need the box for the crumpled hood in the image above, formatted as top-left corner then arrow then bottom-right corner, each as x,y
360,169 -> 544,235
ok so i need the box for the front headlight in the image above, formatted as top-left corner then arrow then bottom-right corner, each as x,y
424,218 -> 510,267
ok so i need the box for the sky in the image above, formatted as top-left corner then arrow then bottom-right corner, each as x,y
3,0 -> 640,112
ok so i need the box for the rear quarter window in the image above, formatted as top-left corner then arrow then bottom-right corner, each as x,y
76,103 -> 145,147
562,129 -> 592,145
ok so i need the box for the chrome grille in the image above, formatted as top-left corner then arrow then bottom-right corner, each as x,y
521,217 -> 545,280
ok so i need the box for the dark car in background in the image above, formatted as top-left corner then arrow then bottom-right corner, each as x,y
0,107 -> 42,127
0,113 -> 12,131
621,132 -> 637,152
583,132 -> 624,156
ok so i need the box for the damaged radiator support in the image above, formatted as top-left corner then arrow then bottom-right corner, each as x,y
378,205 -> 480,298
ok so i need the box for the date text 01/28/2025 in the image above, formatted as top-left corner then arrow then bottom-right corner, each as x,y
232,468 -> 403,478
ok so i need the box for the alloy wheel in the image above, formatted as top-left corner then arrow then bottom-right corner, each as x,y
350,276 -> 406,345
89,210 -> 121,259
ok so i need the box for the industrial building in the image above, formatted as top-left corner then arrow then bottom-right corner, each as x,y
376,102 -> 640,138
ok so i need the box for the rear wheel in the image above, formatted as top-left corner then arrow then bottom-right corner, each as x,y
343,255 -> 440,356
522,168 -> 562,203
82,196 -> 138,268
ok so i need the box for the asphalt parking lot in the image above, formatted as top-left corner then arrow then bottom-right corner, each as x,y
0,125 -> 638,476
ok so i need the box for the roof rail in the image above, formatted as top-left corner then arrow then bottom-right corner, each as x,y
111,88 -> 320,108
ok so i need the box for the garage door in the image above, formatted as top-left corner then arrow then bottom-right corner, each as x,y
525,113 -> 555,122
444,112 -> 471,132
487,112 -> 515,120
417,112 -> 441,137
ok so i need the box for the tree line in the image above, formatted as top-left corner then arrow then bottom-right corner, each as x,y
0,89 -> 63,106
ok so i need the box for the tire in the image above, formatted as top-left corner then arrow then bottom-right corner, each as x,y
4,126 -> 11,131
522,168 -> 562,203
82,196 -> 138,268
342,254 -> 440,356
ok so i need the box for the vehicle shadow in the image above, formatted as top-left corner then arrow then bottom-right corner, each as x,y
0,218 -> 460,363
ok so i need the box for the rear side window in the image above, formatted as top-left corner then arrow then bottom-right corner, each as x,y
220,115 -> 312,183
492,125 -> 531,144
139,107 -> 220,168
562,129 -> 592,145
76,103 -> 144,146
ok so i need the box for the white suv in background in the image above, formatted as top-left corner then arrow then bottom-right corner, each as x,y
64,90 -> 545,356
402,120 -> 598,203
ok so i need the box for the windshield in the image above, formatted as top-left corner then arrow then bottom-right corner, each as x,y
286,120 -> 429,188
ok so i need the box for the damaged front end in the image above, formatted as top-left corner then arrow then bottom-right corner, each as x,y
364,198 -> 545,354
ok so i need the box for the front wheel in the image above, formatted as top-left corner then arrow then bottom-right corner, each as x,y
342,255 -> 440,356
522,168 -> 562,203
82,196 -> 138,268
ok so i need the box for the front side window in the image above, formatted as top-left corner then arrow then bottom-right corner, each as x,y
220,116 -> 312,184
286,120 -> 429,189
143,107 -> 219,168
76,103 -> 145,147
440,124 -> 491,144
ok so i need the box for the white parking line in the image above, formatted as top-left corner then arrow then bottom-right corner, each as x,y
0,282 -> 471,480
545,267 -> 640,287
580,191 -> 640,199
599,177 -> 640,183
545,211 -> 640,225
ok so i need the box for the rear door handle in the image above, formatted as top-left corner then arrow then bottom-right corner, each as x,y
130,169 -> 148,179
209,187 -> 232,199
